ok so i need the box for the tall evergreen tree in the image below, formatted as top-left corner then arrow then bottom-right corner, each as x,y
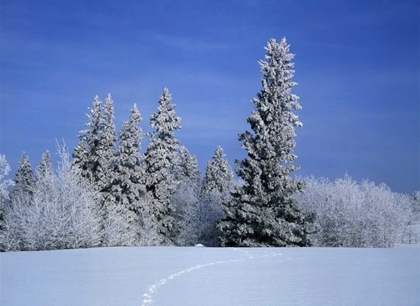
36,150 -> 55,203
37,150 -> 53,179
144,88 -> 181,244
96,93 -> 117,193
199,146 -> 234,246
111,104 -> 145,216
72,95 -> 103,183
10,152 -> 35,200
218,38 -> 314,247
174,145 -> 201,191
202,146 -> 234,201
72,94 -> 117,194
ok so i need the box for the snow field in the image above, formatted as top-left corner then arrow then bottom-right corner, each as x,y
1,247 -> 419,306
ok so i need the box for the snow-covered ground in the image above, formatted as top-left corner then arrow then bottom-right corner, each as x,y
1,246 -> 419,306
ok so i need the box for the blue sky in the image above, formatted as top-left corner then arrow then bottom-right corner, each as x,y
0,0 -> 418,194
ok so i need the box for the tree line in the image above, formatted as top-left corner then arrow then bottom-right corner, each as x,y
1,38 -> 418,251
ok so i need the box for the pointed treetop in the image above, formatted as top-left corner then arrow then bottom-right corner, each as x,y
175,145 -> 201,187
202,146 -> 234,196
150,88 -> 182,135
83,95 -> 102,136
112,102 -> 145,214
130,103 -> 142,123
13,152 -> 35,195
37,150 -> 53,178
103,93 -> 115,123
118,103 -> 143,153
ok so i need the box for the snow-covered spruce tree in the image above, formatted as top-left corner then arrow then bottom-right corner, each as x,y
144,88 -> 181,245
111,103 -> 146,212
72,95 -> 103,183
103,104 -> 145,247
200,146 -> 234,246
94,94 -> 123,245
34,150 -> 56,208
202,146 -> 234,201
96,94 -> 117,193
36,150 -> 53,180
218,38 -> 314,247
173,145 -> 201,190
10,152 -> 35,203
72,94 -> 119,241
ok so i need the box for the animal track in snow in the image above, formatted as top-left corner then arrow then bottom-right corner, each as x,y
140,249 -> 282,306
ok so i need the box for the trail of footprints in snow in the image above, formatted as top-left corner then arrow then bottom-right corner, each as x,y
141,249 -> 282,305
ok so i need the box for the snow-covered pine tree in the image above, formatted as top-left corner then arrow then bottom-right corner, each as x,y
96,94 -> 117,193
37,150 -> 53,180
72,95 -> 103,183
200,146 -> 234,246
218,38 -> 314,247
103,103 -> 145,246
35,150 -> 55,203
174,145 -> 201,191
202,146 -> 234,201
144,88 -> 181,244
73,94 -> 117,195
112,103 -> 145,214
10,152 -> 35,202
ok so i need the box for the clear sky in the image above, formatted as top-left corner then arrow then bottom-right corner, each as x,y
0,0 -> 419,194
